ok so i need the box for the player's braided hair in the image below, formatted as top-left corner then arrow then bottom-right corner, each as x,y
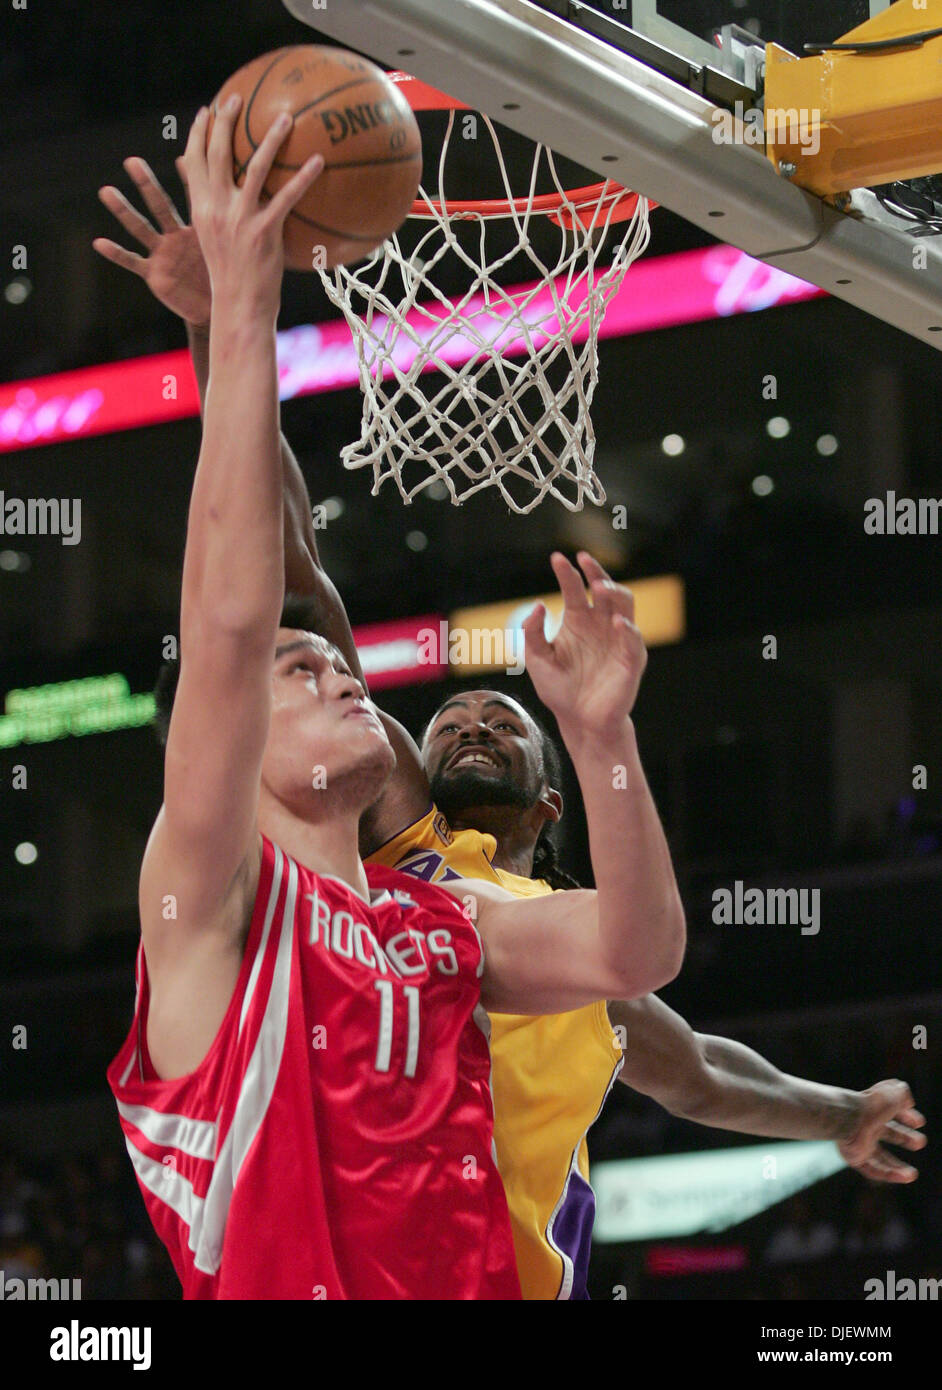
529,715 -> 582,891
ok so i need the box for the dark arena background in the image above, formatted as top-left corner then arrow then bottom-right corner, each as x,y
1,0 -> 940,1325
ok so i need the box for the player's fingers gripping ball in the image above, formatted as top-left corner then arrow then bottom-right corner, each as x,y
206,45 -> 422,270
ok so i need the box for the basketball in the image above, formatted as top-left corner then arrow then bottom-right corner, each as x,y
207,46 -> 422,270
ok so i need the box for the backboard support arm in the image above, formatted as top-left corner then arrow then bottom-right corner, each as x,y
282,0 -> 942,348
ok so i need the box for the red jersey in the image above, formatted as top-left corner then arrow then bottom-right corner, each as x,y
107,834 -> 521,1300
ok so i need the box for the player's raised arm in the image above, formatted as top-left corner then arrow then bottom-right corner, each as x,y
94,154 -> 431,852
523,552 -> 685,996
141,102 -> 324,937
94,154 -> 350,649
446,552 -> 685,1012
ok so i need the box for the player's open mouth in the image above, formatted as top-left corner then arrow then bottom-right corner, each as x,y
448,748 -> 503,771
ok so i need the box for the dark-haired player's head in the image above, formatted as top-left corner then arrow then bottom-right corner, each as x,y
153,596 -> 394,823
422,690 -> 579,889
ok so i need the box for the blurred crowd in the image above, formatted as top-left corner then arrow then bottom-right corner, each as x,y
2,1132 -> 938,1301
589,1000 -> 942,1300
1,998 -> 938,1300
589,1173 -> 942,1300
839,799 -> 942,865
0,1144 -> 177,1300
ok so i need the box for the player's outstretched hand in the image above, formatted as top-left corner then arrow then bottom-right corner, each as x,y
93,158 -> 212,330
179,97 -> 324,319
838,1079 -> 927,1182
522,551 -> 646,740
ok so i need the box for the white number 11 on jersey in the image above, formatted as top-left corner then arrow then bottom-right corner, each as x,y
373,980 -> 420,1078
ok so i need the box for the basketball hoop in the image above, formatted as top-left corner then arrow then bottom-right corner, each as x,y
318,73 -> 653,513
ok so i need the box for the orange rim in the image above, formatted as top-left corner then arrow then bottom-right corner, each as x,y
388,71 -> 650,223
410,185 -> 644,222
388,71 -> 474,113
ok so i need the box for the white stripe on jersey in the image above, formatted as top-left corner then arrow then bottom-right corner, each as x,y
120,844 -> 298,1276
239,839 -> 291,1038
193,848 -> 298,1273
123,1136 -> 206,1230
116,1100 -> 216,1160
471,1001 -> 502,1172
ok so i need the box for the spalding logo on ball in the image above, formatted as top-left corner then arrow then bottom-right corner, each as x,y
207,46 -> 423,270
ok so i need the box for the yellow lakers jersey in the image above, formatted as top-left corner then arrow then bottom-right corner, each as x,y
367,805 -> 623,1300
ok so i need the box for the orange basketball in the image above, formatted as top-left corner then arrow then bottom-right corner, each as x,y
207,46 -> 422,270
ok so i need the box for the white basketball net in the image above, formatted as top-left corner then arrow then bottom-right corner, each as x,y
319,112 -> 651,513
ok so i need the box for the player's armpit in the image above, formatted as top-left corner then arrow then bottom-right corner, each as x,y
138,827 -> 259,1080
140,625 -> 270,1058
607,994 -> 711,1111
